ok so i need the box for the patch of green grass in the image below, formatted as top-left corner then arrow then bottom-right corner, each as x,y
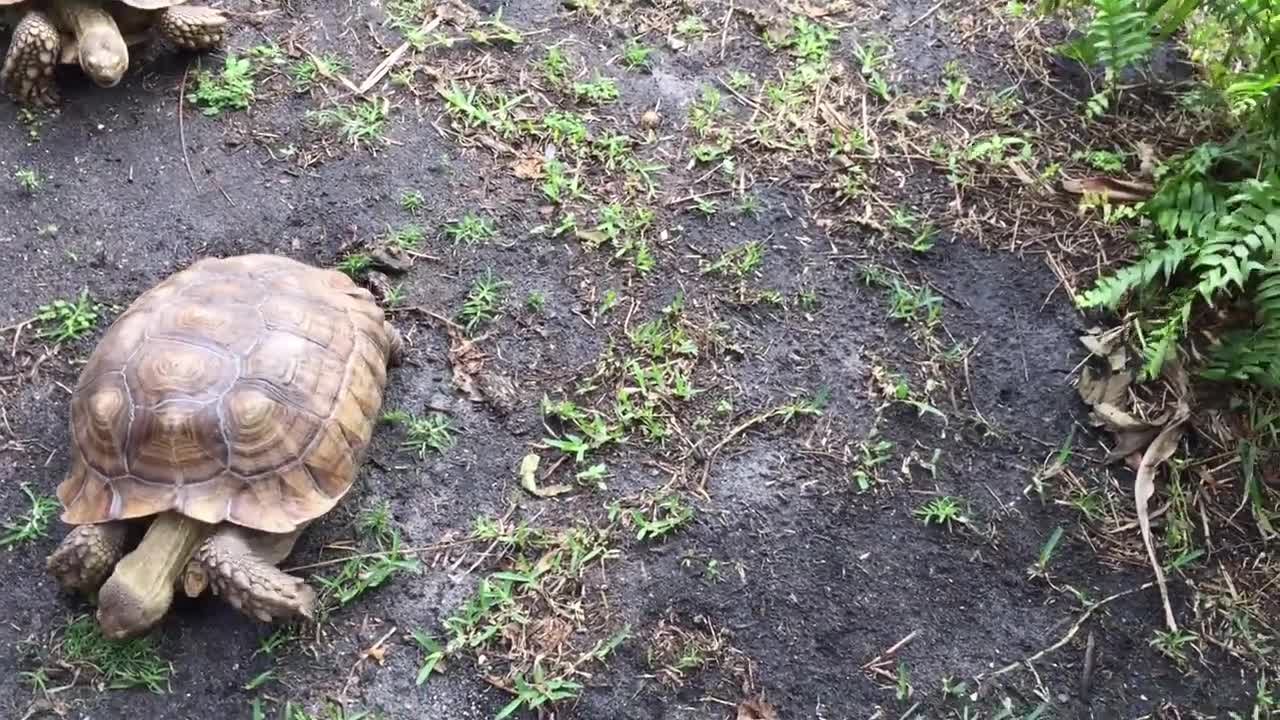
541,45 -> 572,86
525,291 -> 546,313
675,15 -> 707,39
573,75 -> 620,104
0,483 -> 58,548
458,270 -> 510,332
914,496 -> 968,529
384,410 -> 456,457
626,494 -> 694,542
191,54 -> 256,116
541,110 -> 590,149
35,289 -> 101,343
1150,628 -> 1199,666
313,97 -> 392,149
445,213 -> 497,245
314,519 -> 419,610
14,167 -> 41,193
1028,526 -> 1064,578
853,39 -> 894,101
58,614 -> 172,692
1074,148 -> 1129,173
385,224 -> 425,251
497,666 -> 583,719
940,60 -> 970,105
246,43 -> 285,64
774,17 -> 839,65
335,253 -> 372,278
851,436 -> 894,491
399,189 -> 426,213
702,241 -> 764,278
621,39 -> 653,70
439,82 -> 524,136
540,160 -> 583,204
291,53 -> 348,93
861,267 -> 943,330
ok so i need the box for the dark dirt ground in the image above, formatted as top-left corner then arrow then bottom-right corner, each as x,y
0,0 -> 1268,718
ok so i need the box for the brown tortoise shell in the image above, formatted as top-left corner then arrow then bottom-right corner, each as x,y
55,254 -> 394,534
0,0 -> 188,9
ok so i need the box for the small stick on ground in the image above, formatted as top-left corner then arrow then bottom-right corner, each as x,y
862,629 -> 920,672
982,582 -> 1153,679
179,63 -> 196,190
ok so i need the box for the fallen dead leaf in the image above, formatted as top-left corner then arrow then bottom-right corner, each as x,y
1091,402 -> 1165,433
738,697 -> 779,720
510,155 -> 543,179
1134,406 -> 1189,633
1077,364 -> 1131,408
519,452 -> 574,498
363,644 -> 388,665
1108,428 -> 1160,464
443,324 -> 486,402
1062,176 -> 1155,202
1137,141 -> 1158,177
789,0 -> 852,17
1079,326 -> 1128,371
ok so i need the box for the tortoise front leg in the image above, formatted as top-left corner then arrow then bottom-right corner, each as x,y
47,521 -> 133,593
1,11 -> 61,107
155,5 -> 227,51
191,525 -> 316,623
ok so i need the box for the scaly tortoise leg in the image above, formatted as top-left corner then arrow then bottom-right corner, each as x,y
155,5 -> 227,51
47,522 -> 133,593
186,525 -> 315,623
384,322 -> 405,367
1,11 -> 61,107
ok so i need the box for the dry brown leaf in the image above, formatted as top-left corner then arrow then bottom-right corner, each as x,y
788,0 -> 851,17
574,228 -> 608,246
443,325 -> 486,402
738,697 -> 779,720
1134,407 -> 1189,633
1077,364 -> 1131,408
363,644 -> 388,665
1107,428 -> 1160,464
1061,176 -> 1155,202
510,155 -> 543,179
519,452 -> 574,498
1137,141 -> 1158,178
1091,402 -> 1162,433
1079,327 -> 1128,371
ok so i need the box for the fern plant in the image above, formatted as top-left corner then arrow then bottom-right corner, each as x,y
1058,0 -> 1280,385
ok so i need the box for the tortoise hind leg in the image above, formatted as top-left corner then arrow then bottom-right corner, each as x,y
190,525 -> 316,623
385,322 -> 405,367
155,5 -> 227,51
47,522 -> 134,593
1,11 -> 61,107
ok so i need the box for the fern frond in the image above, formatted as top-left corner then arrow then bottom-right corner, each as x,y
1139,298 -> 1193,379
1203,266 -> 1280,385
1078,239 -> 1194,309
1089,0 -> 1155,70
1193,176 -> 1280,301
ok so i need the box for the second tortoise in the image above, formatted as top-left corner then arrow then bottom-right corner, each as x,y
0,0 -> 226,105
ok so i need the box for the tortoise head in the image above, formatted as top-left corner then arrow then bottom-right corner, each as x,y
77,26 -> 129,88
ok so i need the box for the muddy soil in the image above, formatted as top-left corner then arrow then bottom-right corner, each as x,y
0,1 -> 1262,718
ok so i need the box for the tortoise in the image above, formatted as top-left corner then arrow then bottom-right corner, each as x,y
44,254 -> 404,640
0,0 -> 227,106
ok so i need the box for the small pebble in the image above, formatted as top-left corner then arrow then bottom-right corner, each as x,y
640,110 -> 661,129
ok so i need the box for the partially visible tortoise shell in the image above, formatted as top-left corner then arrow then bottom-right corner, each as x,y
0,0 -> 192,8
56,254 -> 395,534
